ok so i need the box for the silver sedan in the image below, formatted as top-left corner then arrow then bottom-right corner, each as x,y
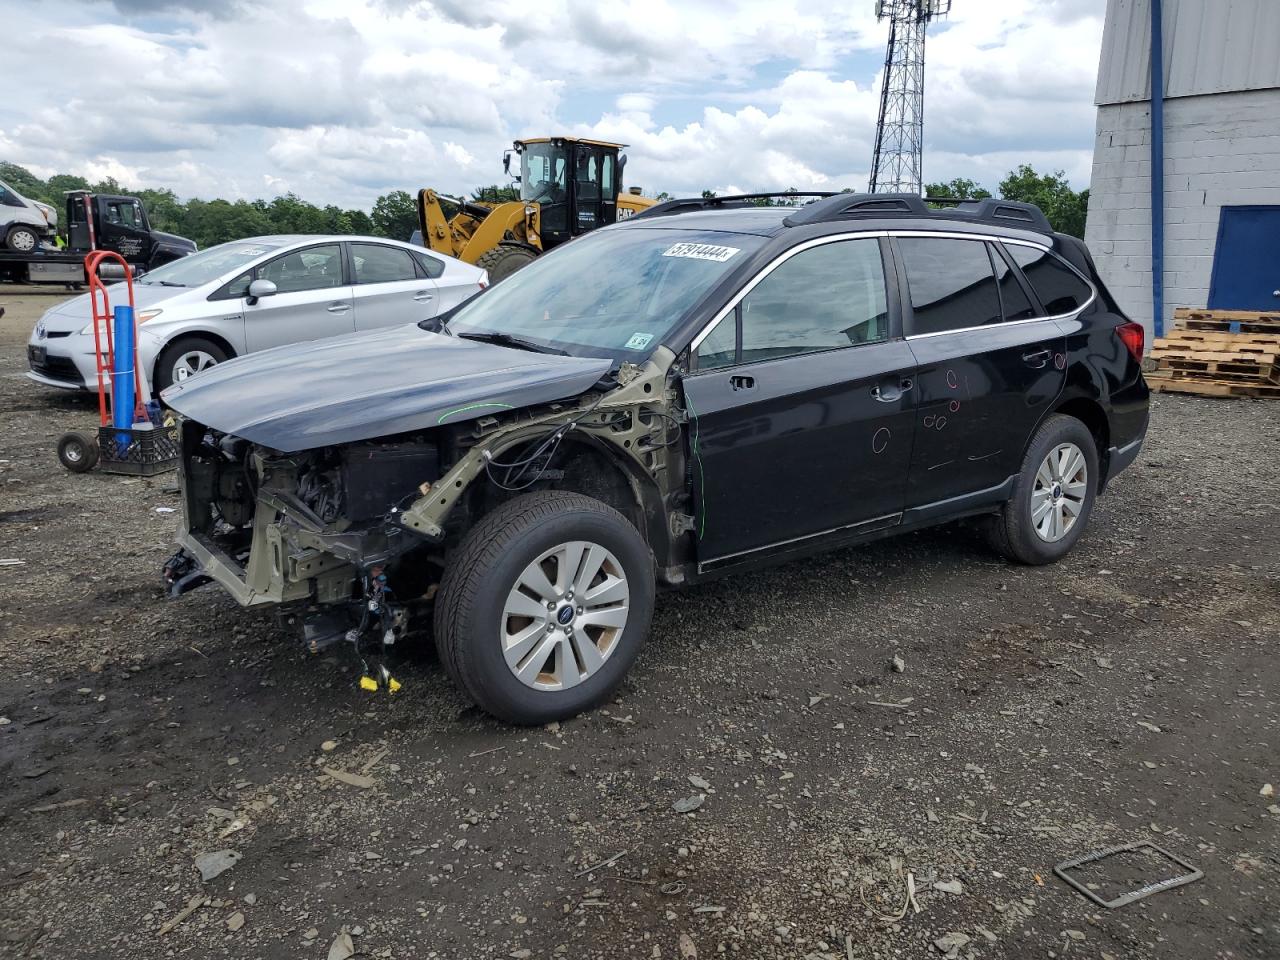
26,234 -> 488,394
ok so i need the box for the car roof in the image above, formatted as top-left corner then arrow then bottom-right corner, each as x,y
617,206 -> 1053,246
234,234 -> 422,247
624,193 -> 1060,247
621,207 -> 794,237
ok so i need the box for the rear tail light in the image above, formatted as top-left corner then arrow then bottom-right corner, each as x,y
1116,322 -> 1145,362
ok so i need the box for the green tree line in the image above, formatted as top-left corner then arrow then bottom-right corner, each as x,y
925,165 -> 1090,237
2,158 -> 1089,249
690,166 -> 1090,236
0,161 -> 425,249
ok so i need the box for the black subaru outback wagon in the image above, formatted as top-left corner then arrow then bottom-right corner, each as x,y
162,192 -> 1149,724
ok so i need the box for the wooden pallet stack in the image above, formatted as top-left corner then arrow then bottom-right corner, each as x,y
1147,308 -> 1280,399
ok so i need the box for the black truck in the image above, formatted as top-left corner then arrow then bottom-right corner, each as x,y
0,190 -> 196,285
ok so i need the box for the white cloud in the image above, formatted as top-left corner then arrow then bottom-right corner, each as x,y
0,0 -> 1105,209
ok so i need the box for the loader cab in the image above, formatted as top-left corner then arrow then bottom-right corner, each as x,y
512,137 -> 623,249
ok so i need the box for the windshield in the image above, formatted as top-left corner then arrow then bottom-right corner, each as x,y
446,227 -> 765,359
138,240 -> 280,288
520,142 -> 567,204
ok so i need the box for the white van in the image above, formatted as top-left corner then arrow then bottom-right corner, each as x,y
0,178 -> 56,252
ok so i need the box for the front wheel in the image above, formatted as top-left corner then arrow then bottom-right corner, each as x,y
6,225 -> 40,252
153,337 -> 229,395
434,491 -> 655,724
475,244 -> 538,283
984,414 -> 1098,565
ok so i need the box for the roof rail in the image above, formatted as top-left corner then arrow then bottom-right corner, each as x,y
628,190 -> 1057,234
782,192 -> 930,226
629,191 -> 836,221
945,198 -> 1053,233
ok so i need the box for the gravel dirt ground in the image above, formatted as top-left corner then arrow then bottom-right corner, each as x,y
1,285 -> 1277,960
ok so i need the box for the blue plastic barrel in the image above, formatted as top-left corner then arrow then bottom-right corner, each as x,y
111,305 -> 135,455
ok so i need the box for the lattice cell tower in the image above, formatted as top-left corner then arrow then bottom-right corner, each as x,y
868,0 -> 951,194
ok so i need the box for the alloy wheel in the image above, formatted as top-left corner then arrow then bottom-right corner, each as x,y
172,349 -> 219,382
1031,442 -> 1088,542
500,540 -> 630,691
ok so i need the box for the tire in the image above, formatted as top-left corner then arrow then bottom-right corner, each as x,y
476,244 -> 538,283
6,225 -> 40,253
153,337 -> 229,394
434,491 -> 655,724
984,414 -> 1099,565
57,431 -> 99,473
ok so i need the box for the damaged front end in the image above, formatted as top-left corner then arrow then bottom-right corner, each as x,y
163,350 -> 686,689
163,421 -> 435,688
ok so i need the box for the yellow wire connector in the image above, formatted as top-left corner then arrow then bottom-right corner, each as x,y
359,675 -> 378,692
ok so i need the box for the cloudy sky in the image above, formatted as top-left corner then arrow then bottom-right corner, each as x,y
0,0 -> 1106,209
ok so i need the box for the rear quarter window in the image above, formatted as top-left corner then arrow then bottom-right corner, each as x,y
1005,244 -> 1093,315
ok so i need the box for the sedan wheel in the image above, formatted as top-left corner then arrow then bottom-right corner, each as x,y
154,337 -> 230,395
501,540 -> 630,691
172,349 -> 219,382
1031,442 -> 1088,543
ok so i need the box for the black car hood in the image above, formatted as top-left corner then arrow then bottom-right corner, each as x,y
162,324 -> 613,451
151,230 -> 197,251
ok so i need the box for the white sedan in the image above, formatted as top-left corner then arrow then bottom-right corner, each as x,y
26,234 -> 488,394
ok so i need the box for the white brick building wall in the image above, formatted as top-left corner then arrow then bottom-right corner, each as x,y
1086,0 -> 1280,340
1086,88 -> 1280,337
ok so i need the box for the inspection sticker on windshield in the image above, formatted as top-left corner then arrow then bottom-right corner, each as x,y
662,242 -> 741,262
625,332 -> 655,350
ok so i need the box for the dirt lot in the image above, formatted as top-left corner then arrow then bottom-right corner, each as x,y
0,285 -> 1276,960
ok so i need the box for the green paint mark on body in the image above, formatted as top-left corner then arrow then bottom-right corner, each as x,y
436,402 -> 515,425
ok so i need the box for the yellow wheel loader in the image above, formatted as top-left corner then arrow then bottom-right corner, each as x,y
416,137 -> 657,282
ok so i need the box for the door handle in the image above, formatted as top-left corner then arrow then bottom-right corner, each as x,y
327,302 -> 350,313
1021,348 -> 1052,368
729,374 -> 755,391
413,291 -> 434,302
871,377 -> 912,402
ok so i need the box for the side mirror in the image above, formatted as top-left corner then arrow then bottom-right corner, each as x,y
503,151 -> 512,176
246,278 -> 277,305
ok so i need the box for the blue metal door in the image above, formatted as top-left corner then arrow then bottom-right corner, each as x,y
1208,206 -> 1280,311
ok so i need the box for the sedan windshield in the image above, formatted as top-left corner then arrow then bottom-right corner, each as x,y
138,241 -> 281,288
446,227 -> 765,358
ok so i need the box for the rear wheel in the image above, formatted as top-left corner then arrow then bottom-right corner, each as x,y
984,414 -> 1098,565
434,491 -> 654,724
153,337 -> 229,394
476,244 -> 538,283
6,225 -> 40,252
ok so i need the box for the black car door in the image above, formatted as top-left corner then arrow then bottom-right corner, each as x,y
894,235 -> 1067,511
682,236 -> 918,565
95,195 -> 153,264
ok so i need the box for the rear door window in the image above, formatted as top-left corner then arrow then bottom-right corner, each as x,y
351,243 -> 418,284
1005,244 -> 1094,315
990,245 -> 1038,322
411,250 -> 445,279
898,237 -> 1002,335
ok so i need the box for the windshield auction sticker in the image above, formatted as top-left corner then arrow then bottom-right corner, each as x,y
662,242 -> 741,262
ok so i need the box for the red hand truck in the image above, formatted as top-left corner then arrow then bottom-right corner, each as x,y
55,252 -> 178,475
